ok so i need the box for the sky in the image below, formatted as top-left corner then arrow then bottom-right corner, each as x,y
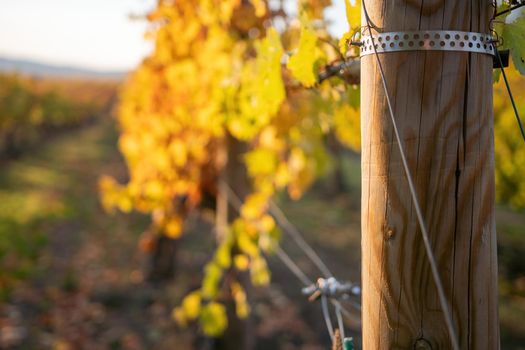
0,0 -> 348,72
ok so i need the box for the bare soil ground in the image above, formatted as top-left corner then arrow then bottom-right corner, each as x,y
0,118 -> 523,349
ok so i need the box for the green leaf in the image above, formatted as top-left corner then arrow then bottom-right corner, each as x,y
346,85 -> 360,109
215,234 -> 233,268
200,302 -> 228,337
202,262 -> 223,298
493,68 -> 502,83
502,15 -> 525,75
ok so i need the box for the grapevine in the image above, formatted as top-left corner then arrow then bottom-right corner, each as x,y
101,0 -> 525,337
100,0 -> 361,335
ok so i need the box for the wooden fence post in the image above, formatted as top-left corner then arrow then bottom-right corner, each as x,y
360,0 -> 499,348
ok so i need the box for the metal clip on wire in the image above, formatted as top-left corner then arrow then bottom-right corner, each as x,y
302,277 -> 360,348
302,277 -> 361,302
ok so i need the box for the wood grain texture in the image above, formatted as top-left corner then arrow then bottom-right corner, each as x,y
360,0 -> 499,348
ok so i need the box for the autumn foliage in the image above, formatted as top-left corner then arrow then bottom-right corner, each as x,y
100,0 -> 525,337
0,74 -> 116,159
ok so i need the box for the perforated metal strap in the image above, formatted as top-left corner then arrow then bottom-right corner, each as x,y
360,30 -> 495,57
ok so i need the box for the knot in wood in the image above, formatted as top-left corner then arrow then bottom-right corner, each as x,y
385,227 -> 395,240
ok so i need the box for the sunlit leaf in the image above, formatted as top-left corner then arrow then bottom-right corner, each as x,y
240,193 -> 269,220
202,263 -> 223,298
164,216 -> 183,238
215,235 -> 233,268
287,19 -> 318,87
231,282 -> 250,318
200,302 -> 228,337
345,0 -> 361,29
245,149 -> 278,178
234,254 -> 250,270
502,15 -> 525,75
237,232 -> 259,257
250,0 -> 266,17
182,291 -> 201,320
250,255 -> 270,285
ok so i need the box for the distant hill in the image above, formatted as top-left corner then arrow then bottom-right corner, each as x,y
0,56 -> 126,80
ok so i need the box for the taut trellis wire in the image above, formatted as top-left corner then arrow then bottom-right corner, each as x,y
220,181 -> 361,349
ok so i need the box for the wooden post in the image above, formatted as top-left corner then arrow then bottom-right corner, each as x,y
361,1 -> 499,349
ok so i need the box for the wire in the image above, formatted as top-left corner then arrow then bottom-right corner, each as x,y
274,245 -> 313,286
335,301 -> 346,347
274,243 -> 360,328
495,2 -> 525,17
361,1 -> 459,349
220,181 -> 360,333
321,295 -> 335,339
331,299 -> 355,321
269,200 -> 333,278
220,181 -> 317,288
221,181 -> 243,209
495,47 -> 525,142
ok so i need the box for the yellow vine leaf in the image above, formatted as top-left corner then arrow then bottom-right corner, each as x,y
229,28 -> 285,140
274,162 -> 291,188
181,291 -> 201,320
345,0 -> 361,29
334,104 -> 361,151
234,254 -> 250,270
250,0 -> 266,17
231,282 -> 250,319
202,262 -> 223,298
98,176 -> 133,213
250,255 -> 270,285
245,148 -> 278,178
258,214 -> 275,233
237,233 -> 259,257
241,193 -> 269,220
164,216 -> 183,238
215,235 -> 233,268
339,0 -> 361,56
287,19 -> 318,87
200,302 -> 228,337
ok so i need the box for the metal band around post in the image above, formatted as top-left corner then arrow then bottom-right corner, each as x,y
360,30 -> 495,57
